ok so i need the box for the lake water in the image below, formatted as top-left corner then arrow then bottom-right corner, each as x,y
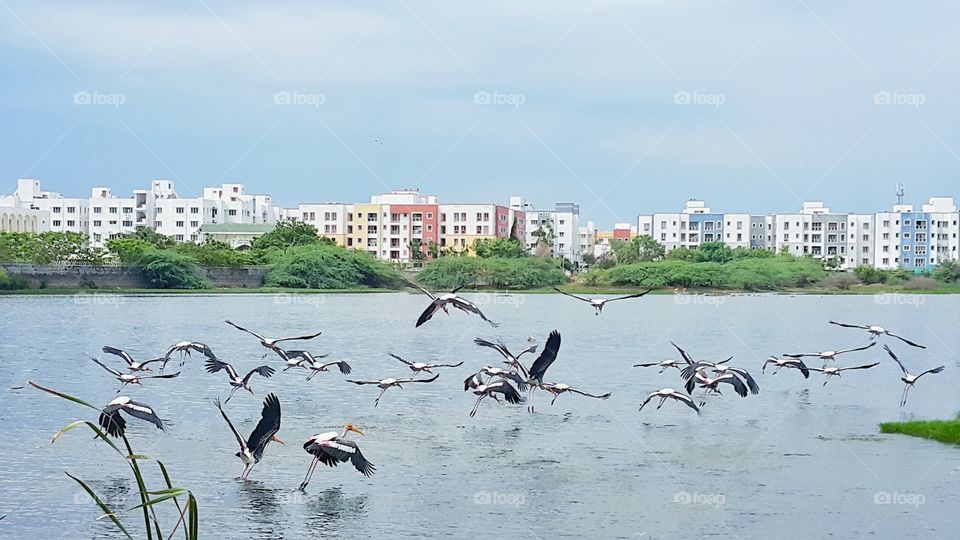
1,292 -> 958,539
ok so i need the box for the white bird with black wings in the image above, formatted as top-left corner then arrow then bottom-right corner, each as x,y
214,393 -> 283,480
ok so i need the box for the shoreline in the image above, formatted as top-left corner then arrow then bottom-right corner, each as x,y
880,416 -> 960,445
2,284 -> 959,296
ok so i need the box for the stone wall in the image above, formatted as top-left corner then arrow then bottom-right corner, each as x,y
1,264 -> 268,289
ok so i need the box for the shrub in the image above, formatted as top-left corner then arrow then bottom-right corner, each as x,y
265,244 -> 400,289
854,265 -> 888,284
902,276 -> 940,290
138,251 -> 208,289
417,257 -> 566,290
819,272 -> 860,290
933,261 -> 960,283
0,268 -> 29,290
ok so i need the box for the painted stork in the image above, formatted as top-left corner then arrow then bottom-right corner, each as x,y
98,397 -> 166,438
783,342 -> 876,362
552,287 -> 654,315
525,330 -> 561,412
639,388 -> 700,415
389,353 -> 463,378
299,424 -> 374,490
828,321 -> 926,349
883,345 -> 945,406
673,342 -> 758,394
214,393 -> 283,480
101,346 -> 164,373
283,350 -> 351,379
89,355 -> 180,392
806,362 -> 880,386
346,374 -> 440,407
225,320 -> 323,357
469,379 -> 524,417
762,357 -> 811,378
633,359 -> 683,374
685,371 -> 748,406
404,280 -> 499,328
541,383 -> 611,406
475,366 -> 528,391
161,341 -> 216,372
473,337 -> 537,377
205,358 -> 276,403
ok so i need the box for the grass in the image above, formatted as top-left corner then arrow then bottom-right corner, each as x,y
880,414 -> 960,445
0,286 -> 395,295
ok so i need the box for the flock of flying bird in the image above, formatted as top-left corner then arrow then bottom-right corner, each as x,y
70,280 -> 946,489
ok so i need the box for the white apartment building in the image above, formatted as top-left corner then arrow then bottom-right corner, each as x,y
7,179 -> 89,235
510,197 -> 583,263
874,197 -> 959,270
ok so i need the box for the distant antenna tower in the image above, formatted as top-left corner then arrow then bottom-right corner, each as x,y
896,183 -> 905,205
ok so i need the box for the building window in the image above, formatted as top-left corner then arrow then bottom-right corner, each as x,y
228,210 -> 237,216
93,220 -> 102,227
53,207 -> 61,213
53,220 -> 61,226
93,207 -> 102,214
190,221 -> 198,227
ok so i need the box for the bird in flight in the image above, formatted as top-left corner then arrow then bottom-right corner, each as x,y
783,342 -> 876,362
468,379 -> 524,417
828,321 -> 925,349
101,346 -> 165,373
883,345 -> 945,407
762,357 -> 811,379
639,388 -> 700,415
552,287 -> 654,315
807,362 -> 880,386
225,320 -> 323,357
161,341 -> 216,372
98,396 -> 167,438
214,393 -> 283,480
473,337 -> 536,377
300,424 -> 374,490
404,279 -> 499,328
540,382 -> 611,406
389,353 -> 463,378
205,358 -> 276,403
283,350 -> 352,380
89,355 -> 180,392
346,374 -> 440,407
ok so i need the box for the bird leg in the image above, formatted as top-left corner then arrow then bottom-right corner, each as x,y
225,386 -> 239,404
550,393 -> 560,406
470,395 -> 485,417
299,457 -> 319,490
374,388 -> 388,407
306,371 -> 318,381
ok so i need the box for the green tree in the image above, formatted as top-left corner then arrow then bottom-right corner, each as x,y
610,239 -> 638,264
636,235 -> 665,262
138,250 -> 208,289
932,260 -> 960,283
854,265 -> 888,284
106,237 -> 156,263
265,244 -> 400,289
117,227 -> 176,249
251,220 -> 322,250
473,237 -> 527,258
693,242 -> 734,263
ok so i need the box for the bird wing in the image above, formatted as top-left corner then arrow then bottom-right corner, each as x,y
101,346 -> 135,366
916,366 -> 946,379
605,288 -> 655,302
727,367 -> 759,394
552,287 -> 594,303
672,393 -> 701,415
243,365 -> 276,384
431,361 -> 464,368
415,298 -> 445,327
473,337 -> 510,359
324,361 -> 352,374
450,296 -> 499,327
98,410 -> 126,437
389,353 -> 414,366
717,374 -> 749,397
140,372 -> 181,380
498,371 -> 528,392
782,353 -> 818,359
89,355 -> 122,377
638,393 -> 657,411
528,330 -> 561,382
886,331 -> 925,349
121,400 -> 165,431
138,357 -> 167,368
488,380 -> 523,404
246,393 -> 281,462
205,358 -> 239,380
787,359 -> 810,379
403,278 -> 437,300
464,372 -> 482,391
275,331 -> 323,343
829,321 -> 870,330
346,379 -> 383,385
189,342 -> 217,359
671,342 -> 695,365
317,439 -> 376,476
224,320 -> 267,341
566,387 -> 612,399
517,345 -> 538,358
633,362 -> 663,368
883,345 -> 908,375
839,362 -> 880,372
836,342 -> 876,355
214,397 -> 247,450
398,374 -> 440,384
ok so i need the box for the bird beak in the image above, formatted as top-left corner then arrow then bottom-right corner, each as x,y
271,435 -> 284,445
347,425 -> 364,436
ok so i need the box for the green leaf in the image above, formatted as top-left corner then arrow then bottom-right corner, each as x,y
187,494 -> 199,540
51,420 -> 124,456
30,381 -> 99,411
66,472 -> 134,540
126,490 -> 189,511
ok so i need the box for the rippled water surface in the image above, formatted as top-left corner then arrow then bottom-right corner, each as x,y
1,292 -> 958,539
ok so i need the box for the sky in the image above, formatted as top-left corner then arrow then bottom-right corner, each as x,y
1,1 -> 959,228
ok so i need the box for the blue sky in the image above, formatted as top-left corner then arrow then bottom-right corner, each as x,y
1,1 -> 959,227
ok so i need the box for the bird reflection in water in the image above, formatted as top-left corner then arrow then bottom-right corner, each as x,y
305,487 -> 368,534
238,480 -> 287,539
